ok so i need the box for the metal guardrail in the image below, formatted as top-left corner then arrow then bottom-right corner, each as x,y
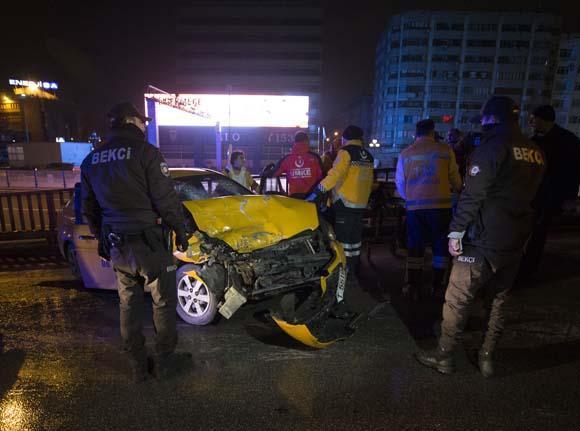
0,189 -> 73,241
254,175 -> 287,195
0,170 -> 283,191
0,169 -> 80,190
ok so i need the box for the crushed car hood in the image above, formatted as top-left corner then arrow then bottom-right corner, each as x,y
182,195 -> 319,253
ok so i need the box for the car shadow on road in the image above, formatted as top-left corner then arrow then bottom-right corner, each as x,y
361,248 -> 445,344
516,251 -> 580,289
35,281 -> 121,303
373,258 -> 445,343
36,279 -> 85,291
0,348 -> 26,402
484,339 -> 580,378
0,241 -> 67,273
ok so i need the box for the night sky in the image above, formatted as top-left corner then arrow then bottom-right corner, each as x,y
2,1 -> 579,136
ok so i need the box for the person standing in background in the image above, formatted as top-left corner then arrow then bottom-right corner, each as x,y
307,125 -> 374,289
396,119 -> 462,300
415,97 -> 545,377
224,144 -> 258,192
265,131 -> 324,199
519,105 -> 580,277
81,102 -> 191,382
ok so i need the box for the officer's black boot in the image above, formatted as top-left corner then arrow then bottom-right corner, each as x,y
478,349 -> 495,378
415,345 -> 455,374
155,351 -> 193,380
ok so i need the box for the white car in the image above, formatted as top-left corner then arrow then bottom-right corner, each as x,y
56,168 -> 251,300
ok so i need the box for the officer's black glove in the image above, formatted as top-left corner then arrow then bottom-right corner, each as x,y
176,232 -> 191,252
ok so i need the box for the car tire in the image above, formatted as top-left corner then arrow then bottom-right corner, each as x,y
66,242 -> 81,279
175,264 -> 220,326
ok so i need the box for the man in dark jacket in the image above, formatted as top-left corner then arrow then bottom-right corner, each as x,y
81,102 -> 191,382
268,131 -> 324,198
446,128 -> 467,178
415,97 -> 546,377
519,105 -> 580,275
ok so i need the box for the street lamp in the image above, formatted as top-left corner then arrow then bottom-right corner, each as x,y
333,131 -> 339,137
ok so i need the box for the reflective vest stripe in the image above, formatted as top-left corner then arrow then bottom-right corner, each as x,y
341,242 -> 362,250
403,153 -> 450,163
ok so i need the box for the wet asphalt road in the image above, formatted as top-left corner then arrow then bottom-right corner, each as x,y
1,231 -> 580,431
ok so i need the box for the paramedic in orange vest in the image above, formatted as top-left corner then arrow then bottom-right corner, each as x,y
396,119 -> 462,300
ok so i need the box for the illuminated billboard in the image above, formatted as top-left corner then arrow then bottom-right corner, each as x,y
9,79 -> 58,90
144,93 -> 309,128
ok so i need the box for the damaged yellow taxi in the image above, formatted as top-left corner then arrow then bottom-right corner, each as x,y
58,169 -> 354,348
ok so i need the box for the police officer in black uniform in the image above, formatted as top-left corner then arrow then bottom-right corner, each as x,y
415,97 -> 546,377
81,102 -> 191,382
518,105 -> 580,277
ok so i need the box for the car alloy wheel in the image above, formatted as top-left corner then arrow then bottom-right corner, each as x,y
175,264 -> 219,326
177,275 -> 211,317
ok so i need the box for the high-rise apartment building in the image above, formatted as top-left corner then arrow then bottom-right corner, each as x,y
372,11 -> 562,147
553,34 -> 580,137
176,0 -> 322,133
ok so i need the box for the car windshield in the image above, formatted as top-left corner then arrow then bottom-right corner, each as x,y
173,173 -> 251,201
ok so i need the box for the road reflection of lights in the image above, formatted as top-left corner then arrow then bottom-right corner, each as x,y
0,397 -> 29,430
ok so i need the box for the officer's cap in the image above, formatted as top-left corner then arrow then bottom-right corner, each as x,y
108,102 -> 152,122
481,96 -> 520,123
532,105 -> 556,122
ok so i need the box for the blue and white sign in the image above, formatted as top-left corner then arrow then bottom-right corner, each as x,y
9,79 -> 59,90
